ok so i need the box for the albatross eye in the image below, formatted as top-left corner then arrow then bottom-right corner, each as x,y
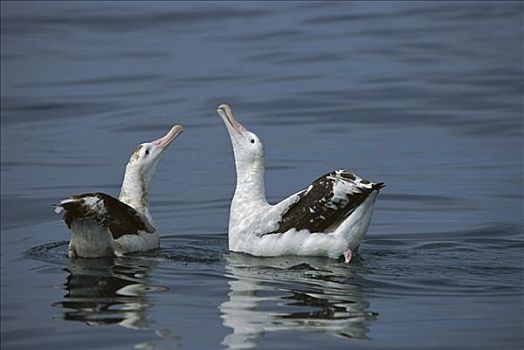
250,139 -> 255,144
145,149 -> 150,155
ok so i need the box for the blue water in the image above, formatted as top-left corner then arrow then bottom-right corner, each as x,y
1,2 -> 523,349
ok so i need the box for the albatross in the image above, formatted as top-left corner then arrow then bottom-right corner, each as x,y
54,125 -> 184,258
217,104 -> 383,263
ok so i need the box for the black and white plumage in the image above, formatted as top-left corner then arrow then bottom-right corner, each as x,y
57,193 -> 155,238
55,125 -> 184,258
217,104 -> 383,263
266,170 -> 385,236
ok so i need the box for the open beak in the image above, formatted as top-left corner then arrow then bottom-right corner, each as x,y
152,125 -> 184,149
217,104 -> 245,135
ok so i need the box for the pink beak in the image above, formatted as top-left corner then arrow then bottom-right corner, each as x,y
152,125 -> 184,149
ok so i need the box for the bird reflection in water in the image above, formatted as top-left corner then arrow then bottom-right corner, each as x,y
220,253 -> 377,349
53,256 -> 166,329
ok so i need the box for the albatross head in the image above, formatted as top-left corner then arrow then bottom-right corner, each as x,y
120,124 -> 184,217
126,124 -> 184,184
217,104 -> 264,167
217,104 -> 267,203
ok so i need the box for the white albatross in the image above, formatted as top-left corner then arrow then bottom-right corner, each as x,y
217,104 -> 383,263
54,125 -> 184,258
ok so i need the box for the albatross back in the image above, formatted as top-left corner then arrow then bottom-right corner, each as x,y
265,170 -> 384,235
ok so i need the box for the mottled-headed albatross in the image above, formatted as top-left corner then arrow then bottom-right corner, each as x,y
55,125 -> 184,258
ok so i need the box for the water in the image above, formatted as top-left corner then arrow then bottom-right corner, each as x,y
1,2 -> 523,349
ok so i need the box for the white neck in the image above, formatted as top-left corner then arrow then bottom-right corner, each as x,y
233,156 -> 267,205
119,164 -> 153,223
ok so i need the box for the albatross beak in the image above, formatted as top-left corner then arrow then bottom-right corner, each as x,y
152,125 -> 184,149
217,104 -> 245,135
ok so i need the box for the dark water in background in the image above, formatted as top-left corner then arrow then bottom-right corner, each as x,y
1,2 -> 523,349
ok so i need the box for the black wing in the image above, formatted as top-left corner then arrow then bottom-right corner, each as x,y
266,170 -> 384,235
56,192 -> 155,239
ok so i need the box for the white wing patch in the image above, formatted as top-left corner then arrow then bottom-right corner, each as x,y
264,169 -> 383,235
55,192 -> 155,239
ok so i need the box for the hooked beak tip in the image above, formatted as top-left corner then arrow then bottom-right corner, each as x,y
217,104 -> 231,114
217,103 -> 244,134
153,124 -> 184,149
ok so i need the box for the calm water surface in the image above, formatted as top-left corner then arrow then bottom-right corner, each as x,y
1,2 -> 523,349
